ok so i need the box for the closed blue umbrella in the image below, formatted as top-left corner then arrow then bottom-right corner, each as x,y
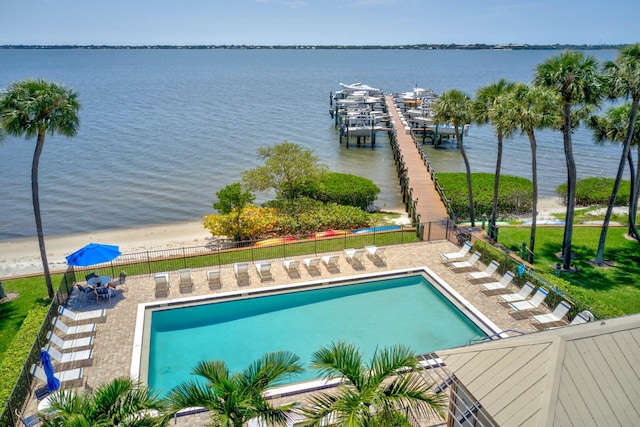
40,349 -> 60,392
65,243 -> 121,267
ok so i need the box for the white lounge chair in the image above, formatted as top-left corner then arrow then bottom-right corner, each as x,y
207,270 -> 221,290
234,262 -> 250,285
344,248 -> 365,264
44,344 -> 93,365
31,364 -> 83,387
303,258 -> 321,274
178,269 -> 194,293
283,259 -> 300,275
531,300 -> 572,327
47,331 -> 94,350
322,255 -> 340,270
154,272 -> 170,297
365,246 -> 386,262
570,310 -> 595,325
509,287 -> 549,312
255,262 -> 272,281
467,260 -> 500,281
441,241 -> 473,262
449,252 -> 481,269
498,282 -> 535,303
51,317 -> 96,336
57,306 -> 106,322
480,271 -> 516,292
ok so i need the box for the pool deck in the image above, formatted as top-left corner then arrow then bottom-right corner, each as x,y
29,240 -> 541,425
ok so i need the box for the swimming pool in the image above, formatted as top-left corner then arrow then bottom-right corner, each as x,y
132,268 -> 502,396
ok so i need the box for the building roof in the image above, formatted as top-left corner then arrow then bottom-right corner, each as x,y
437,314 -> 640,426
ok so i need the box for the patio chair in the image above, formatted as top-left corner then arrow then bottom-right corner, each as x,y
31,364 -> 84,388
178,269 -> 194,293
466,260 -> 500,281
303,257 -> 321,274
531,300 -> 573,327
322,255 -> 340,272
58,306 -> 106,322
440,241 -> 473,262
234,262 -> 250,286
94,286 -> 112,303
497,281 -> 535,303
47,331 -> 94,350
283,259 -> 300,276
51,317 -> 96,336
75,283 -> 94,301
44,344 -> 93,366
111,271 -> 128,291
154,272 -> 170,297
365,246 -> 386,263
207,270 -> 222,290
84,272 -> 98,281
508,286 -> 549,312
344,248 -> 365,266
480,271 -> 516,292
570,310 -> 595,325
14,409 -> 41,427
448,252 -> 481,270
255,262 -> 273,281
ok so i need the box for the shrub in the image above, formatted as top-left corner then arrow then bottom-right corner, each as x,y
275,202 -> 370,235
555,177 -> 630,206
436,172 -> 533,220
300,172 -> 380,211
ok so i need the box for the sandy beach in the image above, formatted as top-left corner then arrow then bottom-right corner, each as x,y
0,196 -> 576,279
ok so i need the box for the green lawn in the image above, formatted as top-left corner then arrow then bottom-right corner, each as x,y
498,225 -> 640,314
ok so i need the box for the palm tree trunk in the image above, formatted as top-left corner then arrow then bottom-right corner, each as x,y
528,131 -> 538,264
490,133 -> 503,239
629,145 -> 640,242
595,98 -> 638,264
457,127 -> 475,227
33,131 -> 55,299
561,103 -> 576,270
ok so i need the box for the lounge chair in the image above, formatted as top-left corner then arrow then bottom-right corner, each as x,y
441,241 -> 473,262
322,255 -> 340,271
234,262 -> 250,286
154,272 -> 170,297
508,287 -> 549,312
178,269 -> 194,293
570,310 -> 595,325
58,306 -> 106,322
531,300 -> 572,327
448,252 -> 481,270
467,260 -> 500,281
207,270 -> 221,290
303,257 -> 321,274
365,245 -> 386,263
480,271 -> 516,292
44,344 -> 93,366
51,317 -> 96,336
31,364 -> 83,388
498,282 -> 535,303
344,248 -> 365,264
47,331 -> 94,350
283,259 -> 300,276
14,409 -> 41,427
255,262 -> 273,281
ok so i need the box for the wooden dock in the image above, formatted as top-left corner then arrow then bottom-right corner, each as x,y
385,95 -> 449,224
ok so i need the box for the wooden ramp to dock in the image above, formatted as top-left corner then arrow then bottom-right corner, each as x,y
385,95 -> 449,224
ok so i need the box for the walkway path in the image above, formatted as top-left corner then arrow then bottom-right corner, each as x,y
386,95 -> 449,224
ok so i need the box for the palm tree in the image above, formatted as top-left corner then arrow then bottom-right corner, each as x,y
593,44 -> 640,264
433,89 -> 475,226
41,377 -> 169,426
588,103 -> 640,243
473,79 -> 516,239
301,342 -> 445,426
166,351 -> 303,427
494,84 -> 561,263
534,51 -> 604,270
0,79 -> 80,298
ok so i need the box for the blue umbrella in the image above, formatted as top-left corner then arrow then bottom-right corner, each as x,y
40,349 -> 60,392
65,243 -> 121,267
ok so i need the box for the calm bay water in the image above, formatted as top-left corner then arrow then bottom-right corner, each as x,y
0,48 -> 620,240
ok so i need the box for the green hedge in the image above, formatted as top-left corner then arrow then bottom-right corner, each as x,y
0,303 -> 49,406
556,177 -> 630,206
437,172 -> 533,220
300,172 -> 380,211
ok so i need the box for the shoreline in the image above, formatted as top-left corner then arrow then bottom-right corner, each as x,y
0,196 -> 591,279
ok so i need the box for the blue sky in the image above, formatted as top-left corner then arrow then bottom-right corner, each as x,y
1,0 -> 638,45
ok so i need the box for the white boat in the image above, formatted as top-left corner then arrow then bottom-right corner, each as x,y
341,112 -> 385,137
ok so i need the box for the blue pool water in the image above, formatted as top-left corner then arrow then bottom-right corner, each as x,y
147,274 -> 486,395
